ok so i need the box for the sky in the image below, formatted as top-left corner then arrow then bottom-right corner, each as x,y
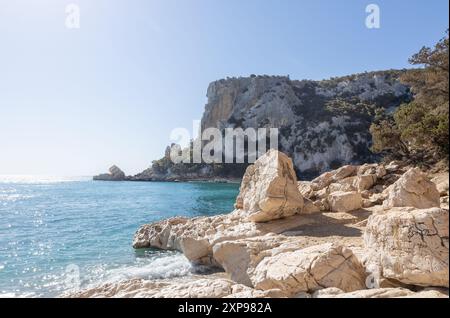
0,0 -> 448,176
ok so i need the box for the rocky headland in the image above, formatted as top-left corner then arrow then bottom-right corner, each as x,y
93,165 -> 126,181
93,70 -> 412,182
72,150 -> 449,298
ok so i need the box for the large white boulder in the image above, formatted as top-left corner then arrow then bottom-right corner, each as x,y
212,235 -> 304,286
235,149 -> 304,222
383,168 -> 440,209
364,207 -> 449,288
251,243 -> 366,295
328,191 -> 362,212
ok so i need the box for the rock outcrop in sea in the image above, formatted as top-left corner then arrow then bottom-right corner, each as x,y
71,150 -> 449,298
93,165 -> 126,181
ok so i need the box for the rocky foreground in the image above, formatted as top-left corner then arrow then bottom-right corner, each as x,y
72,150 -> 449,298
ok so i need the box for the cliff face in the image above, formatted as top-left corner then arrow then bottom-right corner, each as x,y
121,70 -> 411,181
201,71 -> 410,176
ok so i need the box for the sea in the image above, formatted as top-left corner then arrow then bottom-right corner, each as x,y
0,176 -> 239,297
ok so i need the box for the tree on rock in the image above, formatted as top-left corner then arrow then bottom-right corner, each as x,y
371,30 -> 449,162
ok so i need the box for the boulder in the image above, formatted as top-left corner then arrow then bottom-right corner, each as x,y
235,150 -> 303,222
354,174 -> 377,191
364,207 -> 449,288
251,243 -> 366,295
357,163 -> 386,178
328,191 -> 362,212
317,198 -> 330,212
385,161 -> 405,173
311,165 -> 358,191
336,176 -> 358,191
362,199 -> 376,209
311,172 -> 334,191
212,235 -> 305,286
432,173 -> 449,197
328,180 -> 356,193
297,181 -> 314,198
315,187 -> 330,200
302,198 -> 321,214
383,168 -> 440,209
333,165 -> 359,182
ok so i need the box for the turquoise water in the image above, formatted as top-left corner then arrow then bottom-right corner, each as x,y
0,176 -> 239,297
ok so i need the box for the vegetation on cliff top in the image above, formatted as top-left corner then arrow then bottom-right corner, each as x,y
370,31 -> 449,164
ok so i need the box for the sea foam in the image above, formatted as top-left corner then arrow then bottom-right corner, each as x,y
82,253 -> 193,290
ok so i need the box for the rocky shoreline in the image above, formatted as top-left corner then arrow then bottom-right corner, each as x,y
74,150 -> 449,298
93,165 -> 241,183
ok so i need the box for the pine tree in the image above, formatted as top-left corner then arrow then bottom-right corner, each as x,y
370,30 -> 449,161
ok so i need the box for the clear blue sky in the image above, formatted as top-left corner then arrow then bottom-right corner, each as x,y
0,0 -> 448,176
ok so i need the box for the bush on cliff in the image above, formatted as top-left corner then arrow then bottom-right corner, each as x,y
370,30 -> 449,163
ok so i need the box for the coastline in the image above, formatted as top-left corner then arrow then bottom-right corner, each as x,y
93,165 -> 242,184
2,2 -> 448,302
69,150 -> 449,298
94,178 -> 242,184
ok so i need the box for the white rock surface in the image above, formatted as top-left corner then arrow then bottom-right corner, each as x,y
235,150 -> 304,222
364,207 -> 449,288
302,198 -> 321,214
328,191 -> 362,212
128,151 -> 448,299
311,165 -> 358,191
383,168 -> 440,209
358,163 -> 386,178
133,211 -> 314,265
354,174 -> 377,191
432,173 -> 449,196
297,181 -> 314,198
212,235 -> 305,286
312,287 -> 345,298
252,243 -> 366,295
65,278 -> 266,298
313,287 -> 448,298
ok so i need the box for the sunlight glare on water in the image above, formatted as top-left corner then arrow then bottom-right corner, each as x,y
0,176 -> 239,297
